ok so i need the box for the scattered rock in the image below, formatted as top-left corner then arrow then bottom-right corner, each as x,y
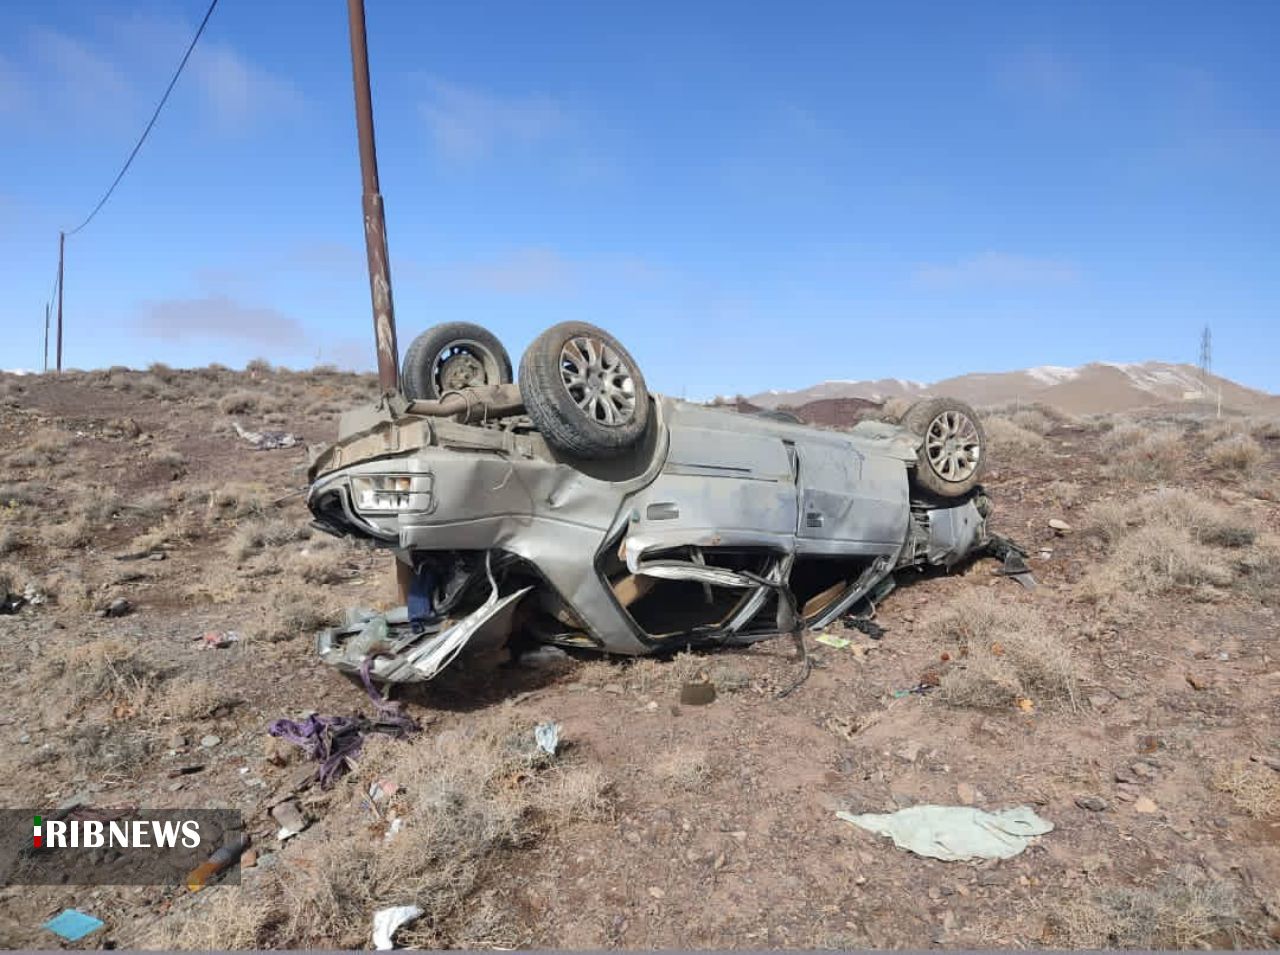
1129,761 -> 1158,780
647,886 -> 665,900
169,734 -> 187,749
956,782 -> 977,805
101,597 -> 132,618
1075,795 -> 1109,812
1185,672 -> 1212,691
271,800 -> 308,839
200,735 -> 221,749
1087,693 -> 1112,711
1133,796 -> 1158,814
1048,518 -> 1072,534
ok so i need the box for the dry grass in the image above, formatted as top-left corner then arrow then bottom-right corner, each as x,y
44,636 -> 166,709
131,513 -> 202,553
218,390 -> 262,415
249,579 -> 335,643
1211,760 -> 1280,818
1083,488 -> 1254,548
653,746 -> 713,790
151,678 -> 240,723
924,591 -> 1078,709
286,541 -> 352,584
227,517 -> 309,562
1050,865 -> 1244,949
67,723 -> 154,776
0,525 -> 25,555
1103,426 -> 1185,481
44,515 -> 92,549
151,715 -> 610,949
1206,435 -> 1265,476
1081,489 -> 1263,599
983,417 -> 1047,454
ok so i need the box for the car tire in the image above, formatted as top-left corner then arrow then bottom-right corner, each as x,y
519,322 -> 651,458
902,397 -> 987,499
401,322 -> 513,400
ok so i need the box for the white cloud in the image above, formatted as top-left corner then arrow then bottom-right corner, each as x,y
29,26 -> 135,117
913,252 -> 1080,288
137,294 -> 304,346
420,79 -> 568,161
188,42 -> 305,133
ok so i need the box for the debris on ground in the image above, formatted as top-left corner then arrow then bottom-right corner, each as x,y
43,909 -> 104,942
372,905 -> 424,950
520,645 -> 571,668
196,630 -> 240,649
101,597 -> 132,618
836,804 -> 1054,861
270,800 -> 308,840
815,633 -> 852,650
267,660 -> 419,787
846,616 -> 886,639
534,721 -> 561,756
1075,795 -> 1109,812
185,832 -> 250,891
892,683 -> 936,698
0,592 -> 24,615
232,421 -> 299,450
1048,518 -> 1072,534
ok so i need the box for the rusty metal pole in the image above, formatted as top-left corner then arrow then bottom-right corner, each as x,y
56,232 -> 64,373
346,0 -> 410,604
346,0 -> 400,396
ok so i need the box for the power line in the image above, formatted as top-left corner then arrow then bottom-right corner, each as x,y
64,0 -> 220,236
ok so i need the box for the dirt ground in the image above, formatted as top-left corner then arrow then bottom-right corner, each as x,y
0,365 -> 1277,950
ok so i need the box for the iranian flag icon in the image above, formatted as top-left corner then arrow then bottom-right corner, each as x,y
33,815 -> 42,849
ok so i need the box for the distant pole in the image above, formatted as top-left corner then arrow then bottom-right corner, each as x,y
56,231 -> 65,373
43,303 -> 50,373
346,0 -> 400,395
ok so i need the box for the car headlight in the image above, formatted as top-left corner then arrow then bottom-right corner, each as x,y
351,475 -> 416,513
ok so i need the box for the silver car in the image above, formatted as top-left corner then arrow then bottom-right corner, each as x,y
307,322 -> 992,683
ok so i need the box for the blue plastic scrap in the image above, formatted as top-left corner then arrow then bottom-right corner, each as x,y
44,909 -> 105,941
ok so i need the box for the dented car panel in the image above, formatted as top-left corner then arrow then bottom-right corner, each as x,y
308,393 -> 992,681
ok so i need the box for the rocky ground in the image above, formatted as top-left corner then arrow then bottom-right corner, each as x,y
0,365 -> 1277,949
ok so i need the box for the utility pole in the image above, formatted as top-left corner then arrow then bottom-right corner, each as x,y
43,304 -> 50,373
1198,325 -> 1211,414
56,232 -> 64,373
346,0 -> 400,395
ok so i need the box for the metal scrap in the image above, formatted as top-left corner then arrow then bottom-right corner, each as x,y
233,420 -> 299,451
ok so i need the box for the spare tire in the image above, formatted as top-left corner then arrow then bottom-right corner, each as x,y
401,322 -> 513,400
902,397 -> 987,499
519,322 -> 650,458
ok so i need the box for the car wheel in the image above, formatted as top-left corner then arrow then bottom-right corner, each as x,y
902,397 -> 987,498
519,322 -> 651,458
401,322 -> 513,400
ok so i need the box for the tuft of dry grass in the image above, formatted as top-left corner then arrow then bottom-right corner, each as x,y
1081,489 -> 1265,600
1206,435 -> 1265,476
286,543 -> 351,584
983,417 -> 1047,454
152,678 -> 240,724
1103,427 -> 1186,481
44,515 -> 92,549
44,636 -> 166,709
924,591 -> 1078,709
1050,865 -> 1244,949
1211,760 -> 1280,818
249,579 -> 335,643
653,746 -> 713,790
226,517 -> 308,562
218,390 -> 262,415
0,525 -> 25,555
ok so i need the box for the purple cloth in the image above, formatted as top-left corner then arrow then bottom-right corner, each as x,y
268,657 -> 419,787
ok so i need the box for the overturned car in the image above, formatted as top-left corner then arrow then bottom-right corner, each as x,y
307,321 -> 993,683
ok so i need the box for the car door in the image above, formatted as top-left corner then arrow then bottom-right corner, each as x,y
794,435 -> 907,555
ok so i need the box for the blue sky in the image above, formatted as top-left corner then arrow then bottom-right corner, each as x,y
1,1 -> 1277,397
